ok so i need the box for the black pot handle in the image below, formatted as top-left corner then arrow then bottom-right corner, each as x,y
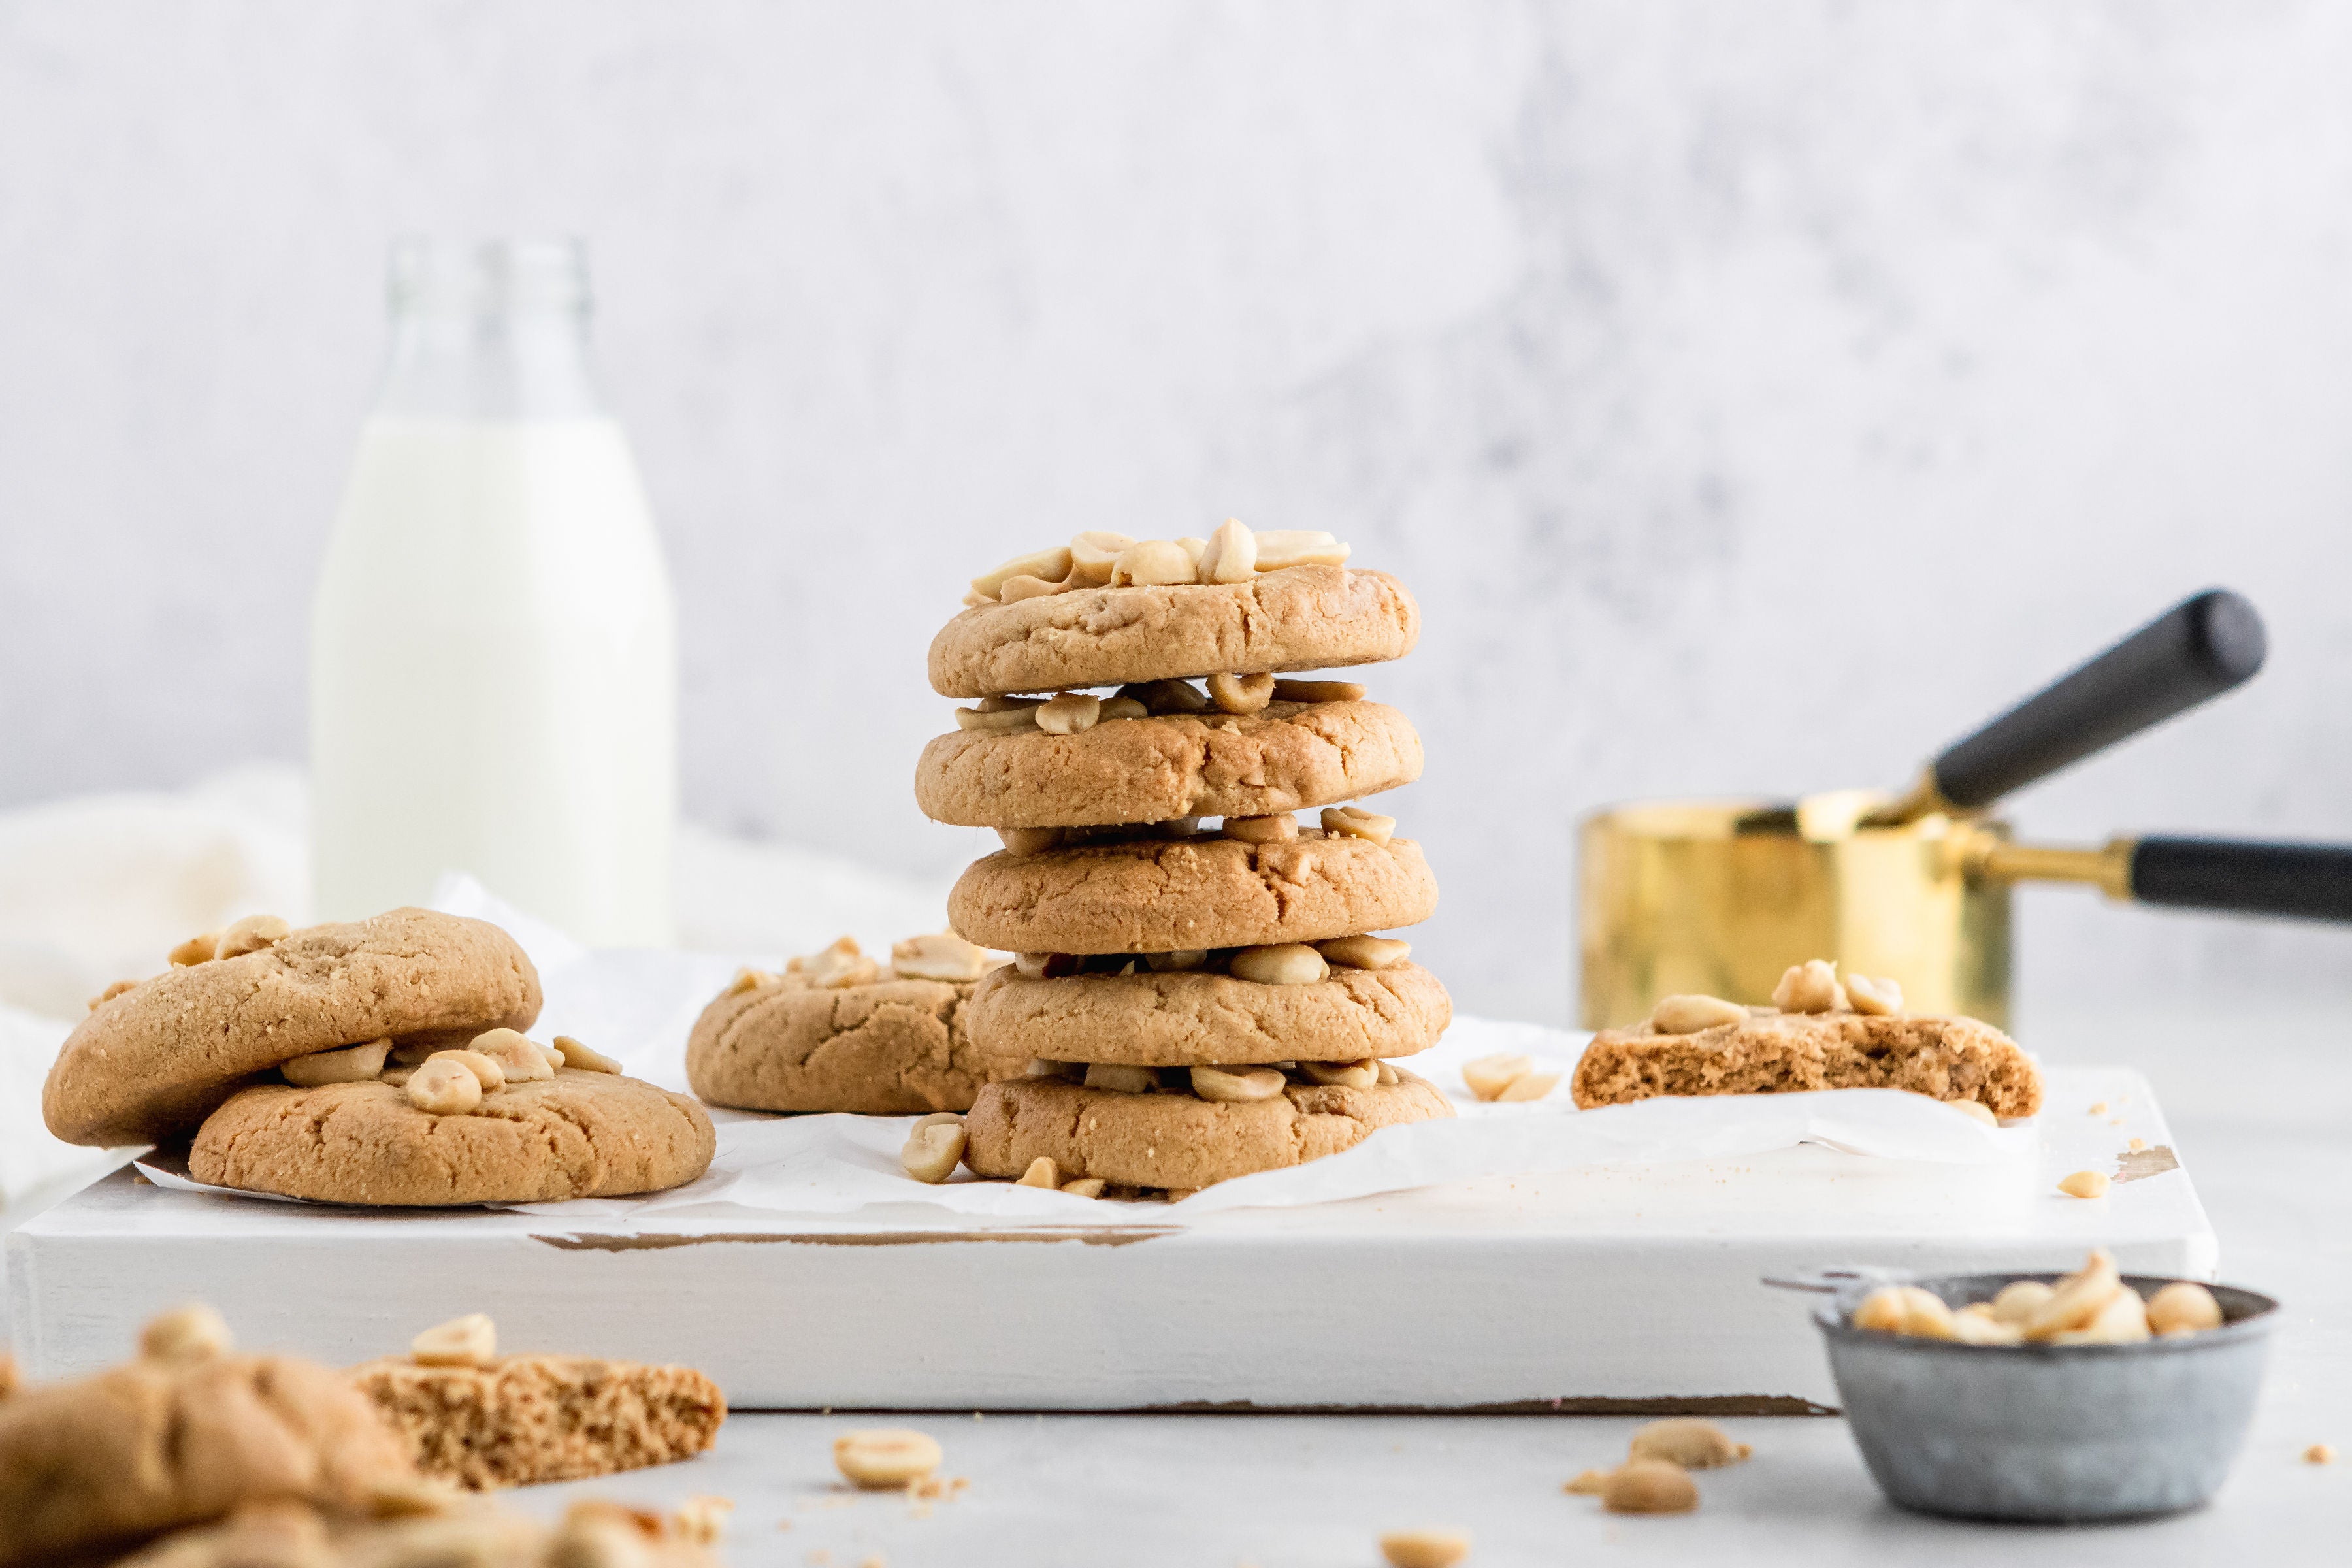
1931,590 -> 2266,811
2129,837 -> 2352,923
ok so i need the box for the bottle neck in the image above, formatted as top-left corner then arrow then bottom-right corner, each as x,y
370,238 -> 606,421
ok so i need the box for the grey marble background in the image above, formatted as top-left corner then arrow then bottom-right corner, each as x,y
3,2 -> 2349,1026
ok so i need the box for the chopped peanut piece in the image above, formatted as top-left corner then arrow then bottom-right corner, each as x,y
1844,972 -> 1903,1015
834,1429 -> 943,1489
955,704 -> 1042,733
1145,949 -> 1211,972
1084,1063 -> 1157,1094
1231,944 -> 1328,985
1300,1059 -> 1378,1089
553,1034 -> 621,1073
997,826 -> 1063,856
140,1303 -> 233,1364
901,1117 -> 967,1184
1035,693 -> 1102,735
1628,1418 -> 1751,1469
970,546 -> 1073,601
1320,805 -> 1396,844
1771,959 -> 1847,1014
2307,1444 -> 2336,1465
282,1039 -> 392,1087
795,936 -> 882,988
892,932 -> 992,982
1316,934 -> 1410,971
1603,1460 -> 1698,1514
1066,531 -> 1134,585
727,967 -> 774,995
1207,671 -> 1276,714
1016,1157 -> 1060,1188
429,1049 -> 505,1093
214,914 -> 292,960
1462,1053 -> 1533,1102
1252,529 -> 1350,570
1190,1065 -> 1286,1103
2057,1169 -> 2110,1200
1097,696 -> 1149,721
168,931 -> 220,967
1222,813 -> 1298,845
1272,678 -> 1365,702
1197,518 -> 1258,583
406,1058 -> 483,1116
2146,1281 -> 2223,1335
1648,994 -> 1746,1034
1495,1072 -> 1559,1102
412,1313 -> 497,1368
1109,540 -> 1198,587
470,1028 -> 555,1084
1379,1531 -> 1470,1568
1060,1177 -> 1107,1199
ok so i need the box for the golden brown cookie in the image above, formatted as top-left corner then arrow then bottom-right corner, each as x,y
964,960 -> 1450,1066
350,1354 -> 725,1491
44,909 -> 542,1149
949,831 -> 1438,955
0,1350 -> 421,1567
685,976 -> 1020,1115
962,1067 -> 1452,1190
1571,1011 -> 2044,1117
928,565 -> 1420,698
914,698 -> 1422,828
187,1070 -> 715,1206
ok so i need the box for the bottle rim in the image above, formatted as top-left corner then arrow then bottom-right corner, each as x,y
387,237 -> 589,318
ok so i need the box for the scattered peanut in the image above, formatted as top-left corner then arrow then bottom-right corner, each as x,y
1771,959 -> 1847,1014
214,914 -> 292,960
1375,1060 -> 1400,1085
140,1303 -> 232,1364
834,1429 -> 943,1489
405,1058 -> 483,1117
1016,1157 -> 1061,1188
1207,671 -> 1276,714
1315,934 -> 1410,972
282,1038 -> 391,1088
1252,529 -> 1350,570
726,966 -> 775,995
1648,994 -> 1747,1034
168,931 -> 220,966
1084,1062 -> 1158,1094
2146,1281 -> 2224,1335
794,936 -> 882,988
1378,1530 -> 1470,1568
1272,678 -> 1365,702
1190,1065 -> 1287,1103
1060,1178 -> 1107,1199
553,1034 -> 620,1073
2129,1137 -> 2148,1152
1066,531 -> 1134,585
1198,518 -> 1258,583
470,1028 -> 555,1084
1035,692 -> 1102,736
1495,1071 -> 1559,1102
1628,1418 -> 1752,1469
1000,573 -> 1068,604
970,546 -> 1073,601
1320,804 -> 1396,844
1844,973 -> 1904,1015
1109,540 -> 1198,588
2058,1169 -> 2111,1200
429,1048 -> 506,1093
412,1313 -> 497,1368
1603,1460 -> 1699,1514
892,932 -> 992,982
901,1116 -> 968,1184
1300,1059 -> 1379,1089
1222,813 -> 1298,844
1461,1053 -> 1535,1102
1230,943 -> 1328,985
955,704 -> 1041,733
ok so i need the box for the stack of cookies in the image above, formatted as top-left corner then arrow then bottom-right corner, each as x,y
44,908 -> 715,1206
911,520 -> 1456,1198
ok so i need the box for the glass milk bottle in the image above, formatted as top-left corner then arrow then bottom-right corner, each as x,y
310,238 -> 677,945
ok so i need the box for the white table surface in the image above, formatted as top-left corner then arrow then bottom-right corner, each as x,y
7,1002 -> 2346,1563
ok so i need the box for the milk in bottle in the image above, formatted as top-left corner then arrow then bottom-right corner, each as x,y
310,239 -> 676,945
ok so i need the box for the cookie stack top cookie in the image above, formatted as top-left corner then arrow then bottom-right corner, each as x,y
913,521 -> 1455,1196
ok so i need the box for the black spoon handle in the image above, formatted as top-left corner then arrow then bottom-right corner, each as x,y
2130,837 -> 2352,923
1931,589 -> 2266,811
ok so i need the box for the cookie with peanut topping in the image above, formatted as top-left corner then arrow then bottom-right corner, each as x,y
960,1066 -> 1452,1190
964,957 -> 1451,1067
928,564 -> 1419,699
45,907 -> 542,1147
188,1069 -> 713,1205
948,830 -> 1438,955
1571,1009 -> 2044,1117
915,696 -> 1422,828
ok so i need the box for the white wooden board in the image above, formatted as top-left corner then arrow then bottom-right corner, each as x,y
5,1067 -> 2208,1411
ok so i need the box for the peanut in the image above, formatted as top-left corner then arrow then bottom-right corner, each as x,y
1627,1418 -> 1752,1469
1461,1053 -> 1533,1102
1495,1071 -> 1560,1102
281,1038 -> 392,1088
971,546 -> 1073,601
1316,934 -> 1409,971
140,1303 -> 232,1363
795,936 -> 881,988
1376,1060 -> 1400,1085
406,1058 -> 483,1116
1771,959 -> 1847,1014
1060,1177 -> 1107,1199
892,931 -> 992,982
1098,696 -> 1149,721
999,573 -> 1069,604
955,703 -> 1041,733
2050,1285 -> 2151,1345
214,914 -> 292,960
1563,1469 -> 1611,1495
997,826 -> 1063,856
1222,813 -> 1298,845
1067,531 -> 1134,585
1300,1059 -> 1377,1088
1208,670 -> 1276,714
1230,943 -> 1328,985
1990,1279 -> 2055,1325
1853,1285 -> 1957,1340
1109,539 -> 1198,587
1252,529 -> 1350,570
412,1312 -> 497,1368
1648,994 -> 1747,1034
1378,1531 -> 1470,1568
1844,972 -> 1904,1015
1272,678 -> 1365,702
470,1028 -> 555,1084
1951,1308 -> 2025,1346
1145,949 -> 1211,972
726,966 -> 774,996
553,1034 -> 620,1073
1036,692 -> 1102,735
429,1048 -> 506,1093
1016,1156 -> 1060,1188
834,1429 -> 943,1489
2057,1169 -> 2110,1200
1948,1098 -> 1998,1126
901,1117 -> 968,1184
1190,1065 -> 1286,1103
1084,1063 -> 1157,1094
2146,1281 -> 2223,1335
1177,536 -> 1207,567
88,978 -> 139,1010
1602,1460 -> 1698,1514
2023,1249 -> 2122,1339
2306,1444 -> 2336,1465
1320,804 -> 1396,845
1198,518 -> 1258,583
168,931 -> 220,966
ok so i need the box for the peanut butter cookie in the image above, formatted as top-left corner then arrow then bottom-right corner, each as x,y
1571,1011 -> 2044,1117
928,565 -> 1419,698
964,960 -> 1450,1066
949,830 -> 1438,955
961,1067 -> 1452,1190
915,698 -> 1422,828
686,975 -> 1020,1115
187,1070 -> 715,1205
45,908 -> 542,1148
351,1354 -> 725,1490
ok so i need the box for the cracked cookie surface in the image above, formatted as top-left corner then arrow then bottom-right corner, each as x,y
188,1069 -> 715,1205
1572,1011 -> 2044,1116
962,1067 -> 1452,1189
964,960 -> 1450,1066
45,907 -> 542,1147
949,832 -> 1437,955
915,698 -> 1422,828
685,977 -> 1021,1114
928,565 -> 1419,698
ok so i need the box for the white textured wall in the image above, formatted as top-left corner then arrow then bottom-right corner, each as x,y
3,2 -> 2350,1026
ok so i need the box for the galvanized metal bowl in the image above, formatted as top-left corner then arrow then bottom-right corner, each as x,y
1810,1271 -> 2279,1523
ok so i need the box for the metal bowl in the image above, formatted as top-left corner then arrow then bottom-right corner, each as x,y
1808,1270 -> 2279,1523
